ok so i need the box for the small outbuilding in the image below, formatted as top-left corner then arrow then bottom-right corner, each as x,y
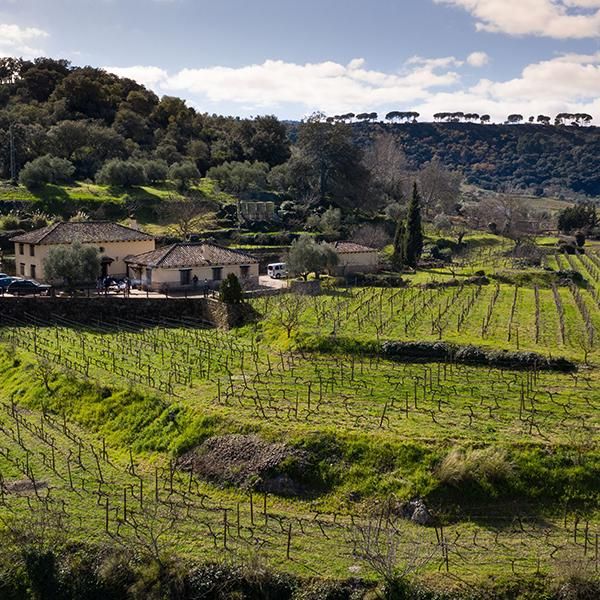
332,241 -> 380,275
125,242 -> 259,291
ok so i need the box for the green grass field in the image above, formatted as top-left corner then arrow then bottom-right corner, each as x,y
0,238 -> 599,591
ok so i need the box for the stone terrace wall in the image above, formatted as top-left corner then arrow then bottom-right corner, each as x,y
0,297 -> 258,330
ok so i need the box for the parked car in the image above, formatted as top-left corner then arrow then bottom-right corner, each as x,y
7,279 -> 51,296
267,262 -> 288,279
0,276 -> 20,290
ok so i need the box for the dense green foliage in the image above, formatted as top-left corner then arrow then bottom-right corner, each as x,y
558,202 -> 598,233
219,273 -> 244,304
43,242 -> 100,286
19,154 -> 75,190
403,183 -> 424,268
287,235 -> 339,280
351,121 -> 600,196
0,58 -> 290,183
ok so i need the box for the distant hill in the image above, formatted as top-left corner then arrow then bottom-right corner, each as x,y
351,122 -> 600,198
1,57 -> 599,199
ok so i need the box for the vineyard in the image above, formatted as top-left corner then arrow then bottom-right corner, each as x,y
0,394 -> 598,581
0,241 -> 599,592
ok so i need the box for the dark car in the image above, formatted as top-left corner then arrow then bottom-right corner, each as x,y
0,276 -> 20,290
7,279 -> 51,296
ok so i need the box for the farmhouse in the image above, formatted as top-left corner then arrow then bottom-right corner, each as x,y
10,221 -> 155,282
125,242 -> 259,290
332,241 -> 380,275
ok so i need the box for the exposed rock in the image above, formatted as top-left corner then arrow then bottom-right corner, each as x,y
396,498 -> 435,526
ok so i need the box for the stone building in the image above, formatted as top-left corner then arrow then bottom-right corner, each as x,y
125,242 -> 259,290
332,241 -> 380,275
11,222 -> 155,282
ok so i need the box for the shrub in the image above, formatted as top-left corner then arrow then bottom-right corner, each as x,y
207,160 -> 269,193
19,154 -> 75,189
0,213 -> 20,231
141,159 -> 168,183
169,161 -> 201,191
436,447 -> 513,487
96,159 -> 147,187
220,273 -> 244,304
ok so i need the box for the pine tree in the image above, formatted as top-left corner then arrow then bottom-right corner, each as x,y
404,182 -> 423,268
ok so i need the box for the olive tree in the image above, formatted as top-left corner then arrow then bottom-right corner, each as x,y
43,242 -> 100,287
288,235 -> 338,280
19,155 -> 75,190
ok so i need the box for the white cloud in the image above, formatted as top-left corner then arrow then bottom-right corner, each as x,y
103,65 -> 169,88
0,23 -> 49,58
436,0 -> 600,38
106,57 -> 463,114
104,52 -> 600,123
467,51 -> 489,67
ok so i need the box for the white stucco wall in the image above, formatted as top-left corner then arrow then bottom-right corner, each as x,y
336,251 -> 380,273
134,262 -> 259,290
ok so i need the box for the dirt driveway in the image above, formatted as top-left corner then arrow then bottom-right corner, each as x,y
259,275 -> 288,289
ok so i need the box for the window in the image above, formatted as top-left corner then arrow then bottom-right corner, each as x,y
179,269 -> 191,286
240,265 -> 250,278
19,243 -> 24,255
212,267 -> 223,281
29,244 -> 35,257
146,268 -> 152,285
19,263 -> 25,276
30,265 -> 36,279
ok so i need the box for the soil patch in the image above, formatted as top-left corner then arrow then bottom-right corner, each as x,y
177,434 -> 308,496
4,479 -> 48,495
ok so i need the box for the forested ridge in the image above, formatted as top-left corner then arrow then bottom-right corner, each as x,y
350,121 -> 600,197
0,57 -> 291,182
1,56 -> 599,199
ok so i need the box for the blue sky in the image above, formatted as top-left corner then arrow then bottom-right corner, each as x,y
1,0 -> 600,121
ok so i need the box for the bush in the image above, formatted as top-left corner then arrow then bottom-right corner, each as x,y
0,213 -> 21,231
437,447 -> 513,487
207,160 -> 270,193
19,154 -> 75,189
96,159 -> 147,187
220,273 -> 244,304
169,161 -> 201,191
141,159 -> 168,183
381,341 -> 576,371
347,272 -> 407,287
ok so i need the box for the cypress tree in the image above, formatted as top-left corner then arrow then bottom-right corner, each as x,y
404,182 -> 423,268
391,218 -> 406,270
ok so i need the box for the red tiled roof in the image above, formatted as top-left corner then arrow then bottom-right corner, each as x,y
333,241 -> 377,253
126,243 -> 258,269
10,222 -> 154,245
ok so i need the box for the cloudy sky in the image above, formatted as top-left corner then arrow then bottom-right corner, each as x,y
2,0 -> 600,122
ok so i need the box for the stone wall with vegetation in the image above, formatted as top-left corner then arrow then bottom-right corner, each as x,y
0,296 -> 257,329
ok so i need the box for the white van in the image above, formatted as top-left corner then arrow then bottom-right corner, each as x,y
267,262 -> 288,279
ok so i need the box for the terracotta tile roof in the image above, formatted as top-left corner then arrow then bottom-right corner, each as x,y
10,222 -> 154,245
126,243 -> 258,269
333,241 -> 377,254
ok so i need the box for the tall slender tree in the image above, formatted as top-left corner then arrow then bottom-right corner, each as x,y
404,182 -> 424,268
391,218 -> 406,271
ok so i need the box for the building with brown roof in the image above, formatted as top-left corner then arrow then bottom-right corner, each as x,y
332,241 -> 379,275
11,222 -> 155,282
125,242 -> 259,290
